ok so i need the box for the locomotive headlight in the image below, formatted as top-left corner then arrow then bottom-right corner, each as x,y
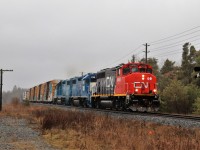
153,89 -> 157,93
135,89 -> 138,92
142,75 -> 145,80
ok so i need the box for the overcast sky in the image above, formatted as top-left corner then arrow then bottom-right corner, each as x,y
1,0 -> 200,91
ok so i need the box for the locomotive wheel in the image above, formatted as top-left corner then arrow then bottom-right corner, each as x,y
96,101 -> 100,109
91,99 -> 95,108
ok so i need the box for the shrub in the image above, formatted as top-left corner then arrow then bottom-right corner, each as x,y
11,97 -> 20,106
161,80 -> 189,114
193,97 -> 200,114
32,108 -> 95,130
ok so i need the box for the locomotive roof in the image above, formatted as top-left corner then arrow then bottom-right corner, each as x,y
99,67 -> 116,72
119,62 -> 152,68
99,62 -> 152,73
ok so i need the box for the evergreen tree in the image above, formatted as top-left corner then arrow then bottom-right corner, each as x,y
147,57 -> 160,78
160,59 -> 175,74
179,43 -> 196,84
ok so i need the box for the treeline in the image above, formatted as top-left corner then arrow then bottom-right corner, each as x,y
2,85 -> 26,104
132,42 -> 200,114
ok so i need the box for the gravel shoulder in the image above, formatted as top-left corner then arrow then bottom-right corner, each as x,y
0,116 -> 57,150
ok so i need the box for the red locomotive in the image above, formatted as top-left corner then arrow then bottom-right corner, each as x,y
91,62 -> 159,111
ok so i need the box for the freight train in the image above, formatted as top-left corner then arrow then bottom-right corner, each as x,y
23,62 -> 160,112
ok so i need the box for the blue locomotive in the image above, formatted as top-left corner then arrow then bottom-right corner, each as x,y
53,73 -> 96,107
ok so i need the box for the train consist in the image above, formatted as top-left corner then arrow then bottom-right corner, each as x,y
23,62 -> 160,111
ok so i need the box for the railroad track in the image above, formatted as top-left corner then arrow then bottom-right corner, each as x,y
32,103 -> 200,122
146,112 -> 200,121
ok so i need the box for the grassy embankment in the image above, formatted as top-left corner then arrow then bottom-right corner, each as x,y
1,99 -> 200,150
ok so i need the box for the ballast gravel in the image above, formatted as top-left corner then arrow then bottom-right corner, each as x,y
0,117 -> 57,150
111,112 -> 200,129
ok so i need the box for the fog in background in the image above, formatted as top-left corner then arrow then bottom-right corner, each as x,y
1,0 -> 200,91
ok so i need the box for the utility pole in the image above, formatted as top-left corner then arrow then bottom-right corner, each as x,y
143,43 -> 150,64
0,69 -> 13,111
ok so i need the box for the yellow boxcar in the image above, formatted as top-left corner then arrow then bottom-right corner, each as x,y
42,80 -> 60,103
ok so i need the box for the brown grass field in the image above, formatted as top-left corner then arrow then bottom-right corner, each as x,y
1,99 -> 200,150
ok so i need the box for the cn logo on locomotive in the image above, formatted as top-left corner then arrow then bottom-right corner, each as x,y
106,76 -> 115,88
133,82 -> 148,88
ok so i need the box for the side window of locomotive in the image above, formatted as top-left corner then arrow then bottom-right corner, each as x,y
146,68 -> 152,74
123,67 -> 130,75
72,80 -> 76,84
91,77 -> 96,82
97,72 -> 105,79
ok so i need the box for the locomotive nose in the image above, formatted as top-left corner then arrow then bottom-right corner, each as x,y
132,73 -> 156,94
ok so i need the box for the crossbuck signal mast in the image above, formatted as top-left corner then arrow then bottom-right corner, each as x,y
0,69 -> 13,111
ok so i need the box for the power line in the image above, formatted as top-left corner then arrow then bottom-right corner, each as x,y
151,50 -> 181,58
150,35 -> 200,52
150,26 -> 200,45
151,29 -> 200,45
152,50 -> 182,57
152,43 -> 200,58
102,45 -> 143,68
150,40 -> 200,55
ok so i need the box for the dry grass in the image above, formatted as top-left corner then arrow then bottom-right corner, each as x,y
1,99 -> 200,150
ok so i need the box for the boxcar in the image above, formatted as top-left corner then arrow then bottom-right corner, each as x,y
42,80 -> 60,103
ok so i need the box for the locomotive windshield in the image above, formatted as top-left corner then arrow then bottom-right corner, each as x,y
146,68 -> 152,73
139,68 -> 152,73
131,67 -> 138,72
123,67 -> 131,74
139,68 -> 146,73
122,64 -> 152,75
